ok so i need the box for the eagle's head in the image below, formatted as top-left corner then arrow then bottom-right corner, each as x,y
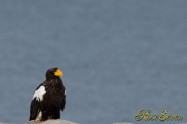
45,67 -> 63,80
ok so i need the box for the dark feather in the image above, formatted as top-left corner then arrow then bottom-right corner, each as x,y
29,98 -> 40,121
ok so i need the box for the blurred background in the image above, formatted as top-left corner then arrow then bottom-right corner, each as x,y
0,0 -> 187,124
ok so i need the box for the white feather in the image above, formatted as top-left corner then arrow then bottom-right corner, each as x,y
33,86 -> 46,101
35,111 -> 42,121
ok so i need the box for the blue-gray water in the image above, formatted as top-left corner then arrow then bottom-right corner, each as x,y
0,0 -> 187,124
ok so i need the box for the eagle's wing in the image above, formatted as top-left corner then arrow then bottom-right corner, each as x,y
29,98 -> 40,121
29,83 -> 44,121
59,85 -> 66,111
60,94 -> 66,111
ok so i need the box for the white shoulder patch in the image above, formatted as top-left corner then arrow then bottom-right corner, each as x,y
65,90 -> 66,95
33,86 -> 46,101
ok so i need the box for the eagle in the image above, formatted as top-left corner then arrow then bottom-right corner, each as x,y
29,68 -> 66,121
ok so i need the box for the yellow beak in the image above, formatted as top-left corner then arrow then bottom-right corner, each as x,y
54,69 -> 63,77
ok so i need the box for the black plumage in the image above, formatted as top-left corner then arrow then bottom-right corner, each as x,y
29,68 -> 66,121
